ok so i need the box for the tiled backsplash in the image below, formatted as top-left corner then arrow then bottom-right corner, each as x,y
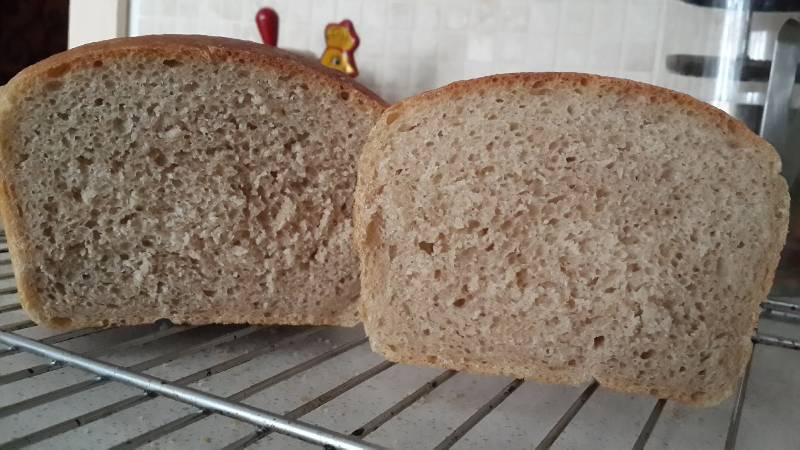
130,0 -> 795,104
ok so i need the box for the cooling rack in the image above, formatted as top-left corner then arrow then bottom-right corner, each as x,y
0,232 -> 799,450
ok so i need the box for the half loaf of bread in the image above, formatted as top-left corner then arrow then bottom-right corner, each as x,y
0,35 -> 386,329
354,73 -> 788,406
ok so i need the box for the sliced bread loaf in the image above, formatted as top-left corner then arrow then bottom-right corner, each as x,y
0,35 -> 386,329
354,73 -> 788,405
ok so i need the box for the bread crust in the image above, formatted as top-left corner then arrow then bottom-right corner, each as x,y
354,72 -> 789,406
0,35 -> 386,330
0,90 -> 50,327
4,35 -> 387,110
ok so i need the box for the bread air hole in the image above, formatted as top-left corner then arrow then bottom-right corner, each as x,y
418,241 -> 434,255
45,80 -> 63,91
147,148 -> 167,166
364,214 -> 383,248
398,122 -> 419,132
515,270 -> 528,289
452,298 -> 466,308
593,336 -> 605,349
182,81 -> 199,93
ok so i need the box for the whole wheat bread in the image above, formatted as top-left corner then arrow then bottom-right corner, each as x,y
354,73 -> 788,406
0,35 -> 386,330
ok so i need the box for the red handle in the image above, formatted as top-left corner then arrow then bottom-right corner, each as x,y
256,8 -> 279,47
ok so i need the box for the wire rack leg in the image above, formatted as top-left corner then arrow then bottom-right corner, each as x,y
0,330 -> 382,450
752,332 -> 800,350
109,336 -> 370,450
0,319 -> 35,332
0,303 -> 21,314
0,326 -> 251,418
352,370 -> 457,438
535,379 -> 600,450
0,328 -> 324,449
724,348 -> 754,450
632,399 -> 667,450
0,324 -> 192,386
0,327 -> 102,359
433,378 -> 524,450
219,360 -> 396,450
0,286 -> 18,296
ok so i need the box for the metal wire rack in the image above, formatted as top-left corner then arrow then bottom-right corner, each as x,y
0,233 -> 799,449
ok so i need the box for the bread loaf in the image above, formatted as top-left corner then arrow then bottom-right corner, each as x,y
354,73 -> 788,406
0,35 -> 386,329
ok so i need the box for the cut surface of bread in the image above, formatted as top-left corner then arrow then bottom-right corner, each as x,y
0,35 -> 386,330
354,73 -> 788,406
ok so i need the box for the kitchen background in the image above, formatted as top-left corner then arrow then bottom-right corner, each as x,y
126,0 -> 799,104
0,0 -> 68,85
0,3 -> 799,449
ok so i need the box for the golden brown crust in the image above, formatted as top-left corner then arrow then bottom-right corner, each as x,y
354,72 -> 789,406
382,72 -> 771,151
0,88 -> 49,327
6,35 -> 387,109
0,35 -> 386,330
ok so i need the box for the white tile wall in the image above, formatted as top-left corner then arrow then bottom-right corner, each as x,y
129,0 -> 797,104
